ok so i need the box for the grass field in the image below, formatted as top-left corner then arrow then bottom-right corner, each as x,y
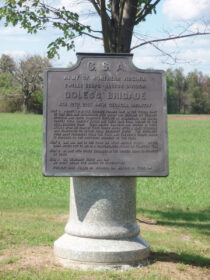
0,113 -> 209,279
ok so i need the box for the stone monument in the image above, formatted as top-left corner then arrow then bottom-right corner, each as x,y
43,53 -> 168,270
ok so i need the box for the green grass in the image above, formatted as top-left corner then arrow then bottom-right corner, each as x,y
0,213 -> 64,248
0,113 -> 209,279
0,269 -> 170,280
0,113 -> 209,213
0,113 -> 69,213
137,119 -> 210,211
0,256 -> 19,265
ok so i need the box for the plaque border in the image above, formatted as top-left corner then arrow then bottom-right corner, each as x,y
43,53 -> 169,177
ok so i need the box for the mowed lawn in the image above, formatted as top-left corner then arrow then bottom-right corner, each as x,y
0,113 -> 209,280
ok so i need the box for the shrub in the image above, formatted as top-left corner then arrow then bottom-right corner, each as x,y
28,90 -> 43,114
0,95 -> 24,112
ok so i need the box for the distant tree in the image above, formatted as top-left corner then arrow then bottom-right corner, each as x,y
0,71 -> 22,112
186,70 -> 210,114
0,55 -> 19,96
0,54 -> 16,74
166,68 -> 210,114
203,77 -> 210,113
15,55 -> 51,112
172,68 -> 188,113
191,87 -> 204,114
0,72 -> 18,95
166,69 -> 178,114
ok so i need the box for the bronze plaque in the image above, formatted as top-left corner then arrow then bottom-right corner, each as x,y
43,53 -> 168,176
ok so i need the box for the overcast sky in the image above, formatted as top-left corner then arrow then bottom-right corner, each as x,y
0,0 -> 210,75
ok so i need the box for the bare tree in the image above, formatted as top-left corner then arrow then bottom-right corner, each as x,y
16,55 -> 51,112
0,54 -> 16,74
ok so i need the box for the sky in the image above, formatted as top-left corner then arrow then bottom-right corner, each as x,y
0,0 -> 210,75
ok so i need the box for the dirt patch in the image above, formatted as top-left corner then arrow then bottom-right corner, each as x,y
55,214 -> 69,223
1,213 -> 209,279
1,212 -> 68,224
0,246 -> 209,280
0,246 -> 57,270
0,246 -> 209,279
144,261 -> 210,280
168,115 -> 210,120
137,220 -> 173,233
140,223 -> 172,233
136,217 -> 176,234
1,212 -> 59,219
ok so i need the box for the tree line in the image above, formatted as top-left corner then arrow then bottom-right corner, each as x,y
166,68 -> 210,114
0,53 -> 209,114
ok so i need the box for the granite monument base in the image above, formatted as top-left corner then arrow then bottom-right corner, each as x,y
54,177 -> 150,270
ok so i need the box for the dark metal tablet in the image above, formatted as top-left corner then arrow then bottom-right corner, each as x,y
43,53 -> 168,176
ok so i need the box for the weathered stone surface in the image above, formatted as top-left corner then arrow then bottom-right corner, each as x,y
54,177 -> 150,269
43,53 -> 168,177
65,177 -> 139,239
55,257 -> 149,271
54,234 -> 149,266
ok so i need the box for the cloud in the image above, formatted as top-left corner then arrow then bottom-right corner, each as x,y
153,35 -> 210,49
2,50 -> 28,59
189,22 -> 210,33
132,44 -> 166,70
52,35 -> 103,67
2,36 -> 40,42
0,26 -> 41,44
163,0 -> 210,21
59,0 -> 94,15
129,30 -> 210,75
133,55 -> 159,68
56,0 -> 101,32
0,26 -> 26,35
75,36 -> 103,52
182,48 -> 210,63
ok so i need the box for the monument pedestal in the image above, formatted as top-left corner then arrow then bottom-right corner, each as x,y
54,177 -> 150,270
